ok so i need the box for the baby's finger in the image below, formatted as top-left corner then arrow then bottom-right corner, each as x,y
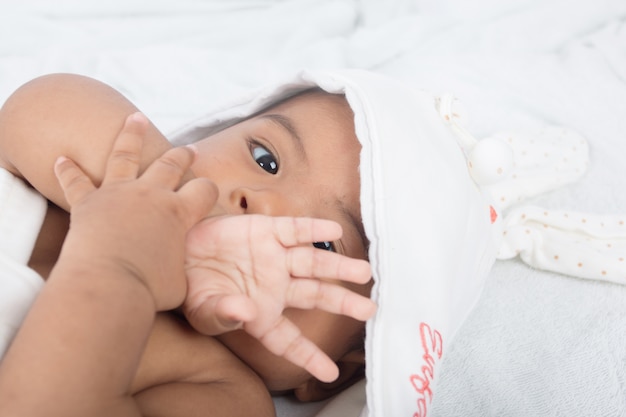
102,112 -> 145,185
54,156 -> 96,207
272,217 -> 343,248
252,317 -> 339,383
287,246 -> 372,284
141,145 -> 196,189
286,279 -> 377,322
178,178 -> 219,228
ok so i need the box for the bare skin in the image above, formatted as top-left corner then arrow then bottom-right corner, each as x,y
0,74 -> 373,414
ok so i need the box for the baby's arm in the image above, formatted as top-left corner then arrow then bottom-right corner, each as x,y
132,313 -> 275,417
0,73 -> 174,211
0,115 -> 217,415
0,76 -> 276,416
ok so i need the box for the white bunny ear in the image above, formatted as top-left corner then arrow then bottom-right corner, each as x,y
436,94 -> 514,186
466,125 -> 626,286
498,206 -> 626,285
436,96 -> 626,286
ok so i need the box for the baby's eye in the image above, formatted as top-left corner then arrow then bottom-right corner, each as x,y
249,141 -> 279,175
313,241 -> 336,252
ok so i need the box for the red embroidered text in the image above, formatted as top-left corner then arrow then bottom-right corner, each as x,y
409,322 -> 443,417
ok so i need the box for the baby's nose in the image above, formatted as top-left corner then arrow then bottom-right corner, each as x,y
229,187 -> 293,217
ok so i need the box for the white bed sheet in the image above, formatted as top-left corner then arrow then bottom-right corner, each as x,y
1,1 -> 625,416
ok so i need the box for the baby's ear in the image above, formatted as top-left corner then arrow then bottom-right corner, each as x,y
293,350 -> 365,402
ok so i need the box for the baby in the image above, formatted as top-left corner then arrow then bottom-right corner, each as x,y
0,74 -> 375,416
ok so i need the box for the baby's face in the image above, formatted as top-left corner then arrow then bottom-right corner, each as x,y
190,90 -> 370,390
191,90 -> 367,262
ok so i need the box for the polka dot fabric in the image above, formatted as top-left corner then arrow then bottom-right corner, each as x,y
484,127 -> 589,210
499,206 -> 626,284
470,126 -> 626,285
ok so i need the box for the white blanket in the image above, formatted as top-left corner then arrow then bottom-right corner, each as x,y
1,1 -> 625,416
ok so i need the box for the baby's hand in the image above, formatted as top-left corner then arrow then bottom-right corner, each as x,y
182,215 -> 376,383
54,112 -> 217,311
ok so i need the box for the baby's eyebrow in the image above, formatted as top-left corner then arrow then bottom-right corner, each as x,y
260,113 -> 307,162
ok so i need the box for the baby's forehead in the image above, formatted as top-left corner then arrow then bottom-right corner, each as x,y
171,86 -> 353,145
260,88 -> 350,115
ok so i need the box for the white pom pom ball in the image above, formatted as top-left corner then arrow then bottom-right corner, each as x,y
468,138 -> 514,185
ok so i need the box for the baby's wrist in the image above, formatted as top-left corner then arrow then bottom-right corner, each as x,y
49,255 -> 158,313
55,231 -> 185,311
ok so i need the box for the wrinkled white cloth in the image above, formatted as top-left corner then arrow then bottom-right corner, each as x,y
0,168 -> 46,358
